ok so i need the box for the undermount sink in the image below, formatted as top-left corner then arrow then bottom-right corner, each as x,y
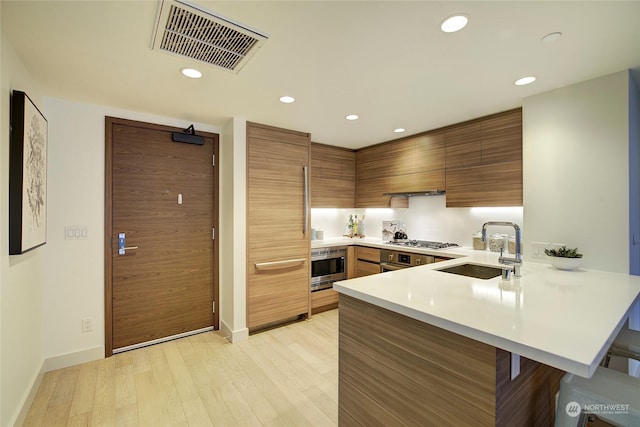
435,263 -> 504,280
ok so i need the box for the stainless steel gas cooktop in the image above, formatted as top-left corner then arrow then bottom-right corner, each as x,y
387,240 -> 460,250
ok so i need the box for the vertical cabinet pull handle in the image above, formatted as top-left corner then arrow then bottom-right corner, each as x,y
303,166 -> 309,234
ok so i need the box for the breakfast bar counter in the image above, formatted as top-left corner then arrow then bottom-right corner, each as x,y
333,252 -> 640,426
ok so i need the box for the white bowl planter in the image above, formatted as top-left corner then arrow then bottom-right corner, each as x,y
550,257 -> 583,271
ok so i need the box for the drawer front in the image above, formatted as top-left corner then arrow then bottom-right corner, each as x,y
356,260 -> 380,277
357,247 -> 381,263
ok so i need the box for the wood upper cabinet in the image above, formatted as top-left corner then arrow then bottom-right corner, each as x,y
414,132 -> 446,173
445,122 -> 482,170
311,143 -> 355,208
445,108 -> 523,207
247,122 -> 310,330
481,109 -> 522,165
355,133 -> 445,208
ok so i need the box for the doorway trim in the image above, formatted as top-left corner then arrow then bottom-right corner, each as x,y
104,116 -> 220,356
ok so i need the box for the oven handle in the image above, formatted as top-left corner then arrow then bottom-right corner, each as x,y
380,262 -> 408,272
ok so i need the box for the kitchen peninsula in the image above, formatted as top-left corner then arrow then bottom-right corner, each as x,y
333,249 -> 640,426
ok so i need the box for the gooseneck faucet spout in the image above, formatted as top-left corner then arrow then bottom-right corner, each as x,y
482,221 -> 522,277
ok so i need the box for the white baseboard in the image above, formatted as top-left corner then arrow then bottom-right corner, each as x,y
220,320 -> 249,343
42,346 -> 104,372
12,361 -> 45,427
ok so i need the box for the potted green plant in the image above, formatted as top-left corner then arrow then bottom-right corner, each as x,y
544,246 -> 583,270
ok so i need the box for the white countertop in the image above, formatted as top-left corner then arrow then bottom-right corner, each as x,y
332,246 -> 640,378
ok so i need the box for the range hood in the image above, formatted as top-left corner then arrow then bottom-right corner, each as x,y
383,190 -> 445,197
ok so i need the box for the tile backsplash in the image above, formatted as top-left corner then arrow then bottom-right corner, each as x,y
311,196 -> 523,247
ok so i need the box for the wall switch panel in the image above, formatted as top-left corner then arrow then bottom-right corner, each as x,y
65,226 -> 88,240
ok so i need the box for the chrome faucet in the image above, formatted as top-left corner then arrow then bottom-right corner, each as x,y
482,221 -> 522,277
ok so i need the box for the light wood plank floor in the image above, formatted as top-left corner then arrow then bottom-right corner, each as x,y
23,310 -> 338,426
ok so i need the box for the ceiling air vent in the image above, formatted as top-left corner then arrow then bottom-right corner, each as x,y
151,0 -> 268,73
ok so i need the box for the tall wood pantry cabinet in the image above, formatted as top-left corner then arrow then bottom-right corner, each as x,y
246,122 -> 311,330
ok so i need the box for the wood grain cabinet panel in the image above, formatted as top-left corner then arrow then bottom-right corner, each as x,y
481,109 -> 522,165
339,295 -> 563,426
356,177 -> 391,208
356,260 -> 380,277
445,108 -> 523,207
445,160 -> 522,207
355,133 -> 445,207
355,247 -> 381,278
445,121 -> 482,170
356,246 -> 380,263
355,144 -> 386,181
311,143 -> 355,208
414,132 -> 446,173
390,170 -> 445,193
247,122 -> 310,330
311,288 -> 338,313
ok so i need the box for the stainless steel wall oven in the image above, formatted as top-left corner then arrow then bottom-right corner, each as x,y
311,246 -> 347,292
380,249 -> 434,272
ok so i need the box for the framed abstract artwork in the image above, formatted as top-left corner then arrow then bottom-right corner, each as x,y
9,90 -> 48,255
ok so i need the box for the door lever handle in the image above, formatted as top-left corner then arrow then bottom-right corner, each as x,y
118,233 -> 138,255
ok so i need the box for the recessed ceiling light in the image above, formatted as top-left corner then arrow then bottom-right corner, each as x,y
345,114 -> 359,121
394,128 -> 406,133
279,96 -> 295,103
441,14 -> 469,33
180,67 -> 202,79
541,32 -> 562,43
515,76 -> 536,86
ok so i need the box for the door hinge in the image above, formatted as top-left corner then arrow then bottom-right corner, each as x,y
212,301 -> 216,313
212,154 -> 215,167
212,228 -> 215,240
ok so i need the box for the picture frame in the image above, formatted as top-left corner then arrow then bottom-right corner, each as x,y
9,90 -> 48,255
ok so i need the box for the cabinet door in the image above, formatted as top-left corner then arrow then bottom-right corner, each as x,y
445,121 -> 482,170
390,170 -> 445,193
356,177 -> 392,208
311,143 -> 355,208
445,160 -> 522,207
356,260 -> 381,277
356,246 -> 381,263
481,109 -> 522,165
247,122 -> 310,330
414,132 -> 445,173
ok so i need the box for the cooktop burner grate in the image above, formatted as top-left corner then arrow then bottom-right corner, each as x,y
387,240 -> 460,249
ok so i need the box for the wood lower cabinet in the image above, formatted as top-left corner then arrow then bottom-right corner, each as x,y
311,288 -> 338,314
339,295 -> 563,426
355,247 -> 380,277
247,122 -> 311,330
311,143 -> 355,208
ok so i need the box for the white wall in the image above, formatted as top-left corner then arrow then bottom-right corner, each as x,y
523,71 -> 630,273
312,197 -> 524,247
1,30 -> 46,427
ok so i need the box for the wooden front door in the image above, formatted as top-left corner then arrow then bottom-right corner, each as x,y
105,117 -> 218,355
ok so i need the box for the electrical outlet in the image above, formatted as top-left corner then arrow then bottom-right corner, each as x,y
530,242 -> 549,258
82,317 -> 93,332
